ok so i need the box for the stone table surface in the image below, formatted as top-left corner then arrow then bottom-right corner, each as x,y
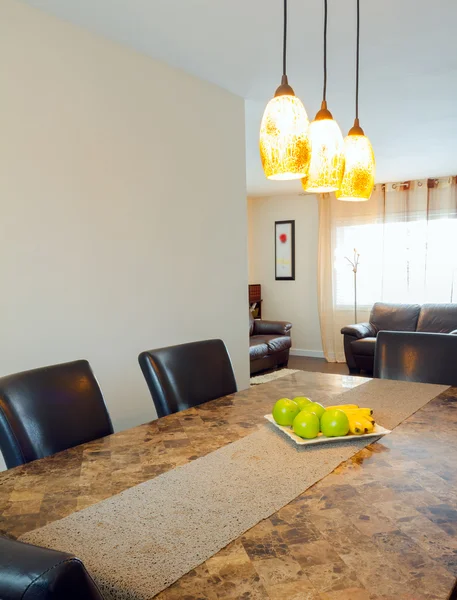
1,371 -> 457,599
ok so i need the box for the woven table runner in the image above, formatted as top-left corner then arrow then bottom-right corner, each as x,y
21,379 -> 447,599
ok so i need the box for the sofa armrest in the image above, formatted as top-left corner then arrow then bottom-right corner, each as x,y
341,322 -> 376,339
253,320 -> 292,336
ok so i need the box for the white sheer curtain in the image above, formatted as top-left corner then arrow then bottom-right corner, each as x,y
318,176 -> 457,362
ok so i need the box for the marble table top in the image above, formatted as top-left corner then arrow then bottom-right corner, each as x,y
1,371 -> 457,599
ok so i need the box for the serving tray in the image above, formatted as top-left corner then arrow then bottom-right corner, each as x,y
264,414 -> 391,446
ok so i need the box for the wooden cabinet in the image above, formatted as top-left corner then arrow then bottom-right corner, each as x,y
249,284 -> 262,319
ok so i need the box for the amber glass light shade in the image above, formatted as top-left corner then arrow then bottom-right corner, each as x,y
336,127 -> 375,201
259,94 -> 311,180
302,106 -> 345,193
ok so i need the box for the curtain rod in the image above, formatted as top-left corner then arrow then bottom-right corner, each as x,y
382,176 -> 457,192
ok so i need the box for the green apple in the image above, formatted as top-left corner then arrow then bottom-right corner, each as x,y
272,398 -> 300,426
293,396 -> 312,411
293,410 -> 320,439
300,402 -> 326,420
320,409 -> 350,437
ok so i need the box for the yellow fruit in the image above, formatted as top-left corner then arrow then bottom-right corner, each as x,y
359,417 -> 374,433
345,407 -> 373,417
327,406 -> 376,434
348,417 -> 364,435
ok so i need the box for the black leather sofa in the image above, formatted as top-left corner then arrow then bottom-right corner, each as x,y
0,536 -> 104,599
249,310 -> 292,375
341,303 -> 457,373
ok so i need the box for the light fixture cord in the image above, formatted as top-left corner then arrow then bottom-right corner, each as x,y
283,0 -> 288,76
355,0 -> 360,120
323,0 -> 328,102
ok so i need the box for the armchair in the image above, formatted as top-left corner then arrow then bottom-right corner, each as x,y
253,319 -> 292,337
249,310 -> 293,375
341,322 -> 377,373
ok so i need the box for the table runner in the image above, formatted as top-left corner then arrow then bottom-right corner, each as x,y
20,379 -> 447,599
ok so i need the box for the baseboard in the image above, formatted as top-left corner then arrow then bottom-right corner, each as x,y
290,348 -> 325,359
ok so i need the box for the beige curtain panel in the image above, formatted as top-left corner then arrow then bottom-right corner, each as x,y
318,176 -> 457,362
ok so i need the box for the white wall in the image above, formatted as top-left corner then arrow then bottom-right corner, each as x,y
248,194 -> 323,357
0,0 -> 249,471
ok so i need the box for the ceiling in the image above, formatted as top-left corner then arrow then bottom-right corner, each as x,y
21,0 -> 457,196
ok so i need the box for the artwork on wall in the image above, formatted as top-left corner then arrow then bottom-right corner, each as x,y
275,220 -> 295,280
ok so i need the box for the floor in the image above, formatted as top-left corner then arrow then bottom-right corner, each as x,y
288,355 -> 349,375
288,355 -> 371,378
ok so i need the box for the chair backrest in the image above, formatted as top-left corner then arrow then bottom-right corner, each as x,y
0,360 -> 113,469
374,331 -> 457,386
138,339 -> 237,418
369,303 -> 421,334
0,536 -> 104,600
448,578 -> 457,600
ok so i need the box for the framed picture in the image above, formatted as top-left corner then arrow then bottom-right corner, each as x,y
275,220 -> 295,280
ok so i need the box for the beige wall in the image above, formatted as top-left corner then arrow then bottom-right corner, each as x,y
0,0 -> 249,470
248,194 -> 323,357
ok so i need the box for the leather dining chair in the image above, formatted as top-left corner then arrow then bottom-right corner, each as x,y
0,536 -> 104,599
0,360 -> 113,469
374,331 -> 457,386
138,339 -> 237,417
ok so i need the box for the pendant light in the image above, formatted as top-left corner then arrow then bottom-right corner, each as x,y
336,0 -> 375,201
302,0 -> 345,193
259,0 -> 311,180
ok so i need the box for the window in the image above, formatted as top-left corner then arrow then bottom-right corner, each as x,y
334,217 -> 457,309
318,178 -> 457,362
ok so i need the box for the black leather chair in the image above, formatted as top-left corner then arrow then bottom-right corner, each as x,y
0,536 -> 104,599
0,360 -> 113,469
448,577 -> 457,599
374,331 -> 457,386
138,339 -> 237,417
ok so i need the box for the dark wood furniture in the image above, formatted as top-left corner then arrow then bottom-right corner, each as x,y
1,371 -> 457,598
249,284 -> 262,319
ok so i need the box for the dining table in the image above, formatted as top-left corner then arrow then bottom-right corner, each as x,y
1,370 -> 457,600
